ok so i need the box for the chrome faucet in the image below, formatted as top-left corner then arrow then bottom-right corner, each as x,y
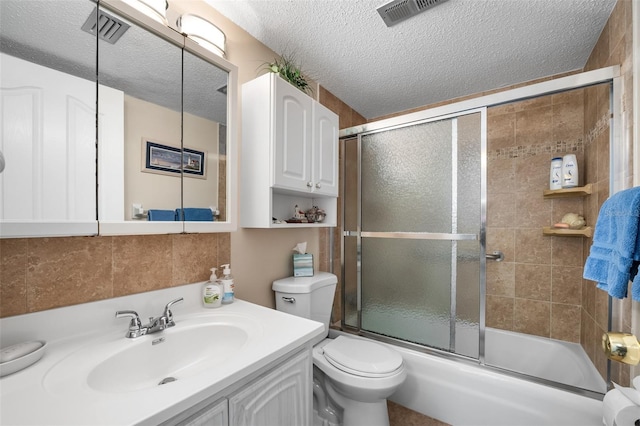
115,297 -> 183,338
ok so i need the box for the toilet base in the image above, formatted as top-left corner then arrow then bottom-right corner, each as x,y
341,400 -> 389,426
323,374 -> 391,426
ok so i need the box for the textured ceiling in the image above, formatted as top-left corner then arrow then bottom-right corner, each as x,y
208,0 -> 617,120
0,0 -> 228,124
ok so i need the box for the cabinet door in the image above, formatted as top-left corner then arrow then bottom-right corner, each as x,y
313,103 -> 339,197
229,350 -> 312,426
174,398 -> 228,426
273,77 -> 313,192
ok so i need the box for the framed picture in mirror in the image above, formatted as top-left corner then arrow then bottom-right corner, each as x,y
142,139 -> 206,178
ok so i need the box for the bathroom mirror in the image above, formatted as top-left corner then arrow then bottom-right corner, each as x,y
0,0 -> 99,238
0,0 -> 238,238
181,40 -> 235,232
96,1 -> 184,234
98,0 -> 237,235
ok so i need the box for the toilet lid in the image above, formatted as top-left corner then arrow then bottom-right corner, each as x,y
322,336 -> 403,378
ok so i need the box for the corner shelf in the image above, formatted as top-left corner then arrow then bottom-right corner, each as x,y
542,183 -> 593,238
543,183 -> 593,199
542,226 -> 593,238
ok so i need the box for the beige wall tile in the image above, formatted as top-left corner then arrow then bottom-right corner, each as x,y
172,233 -> 219,285
26,237 -> 113,312
515,191 -> 552,228
552,95 -> 584,142
514,298 -> 550,337
551,237 -> 584,267
514,229 -> 551,264
486,295 -> 514,330
515,154 -> 550,193
515,264 -> 551,301
486,261 -> 515,297
487,193 -> 517,228
487,112 -> 515,151
0,239 -> 28,317
551,303 -> 581,342
552,266 -> 583,305
486,227 -> 515,261
112,235 -> 173,297
515,106 -> 553,146
487,158 -> 517,193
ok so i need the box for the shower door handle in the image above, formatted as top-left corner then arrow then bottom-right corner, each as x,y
486,251 -> 504,262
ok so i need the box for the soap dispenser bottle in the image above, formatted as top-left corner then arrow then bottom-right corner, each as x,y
203,267 -> 222,308
220,264 -> 234,304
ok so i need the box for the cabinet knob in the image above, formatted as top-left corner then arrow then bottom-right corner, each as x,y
315,183 -> 321,189
307,182 -> 313,188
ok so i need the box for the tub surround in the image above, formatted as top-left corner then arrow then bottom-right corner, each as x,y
390,341 -> 602,426
0,282 -> 324,425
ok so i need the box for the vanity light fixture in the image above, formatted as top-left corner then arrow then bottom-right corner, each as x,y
122,0 -> 168,25
177,14 -> 226,58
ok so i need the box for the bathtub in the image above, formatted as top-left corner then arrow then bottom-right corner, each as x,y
331,329 -> 604,425
484,327 -> 606,394
390,344 -> 603,425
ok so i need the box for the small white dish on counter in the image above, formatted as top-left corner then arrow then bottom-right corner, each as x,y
0,341 -> 46,377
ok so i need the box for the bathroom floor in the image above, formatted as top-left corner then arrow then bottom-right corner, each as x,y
388,401 -> 450,426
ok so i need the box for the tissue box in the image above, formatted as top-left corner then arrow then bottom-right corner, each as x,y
293,254 -> 314,277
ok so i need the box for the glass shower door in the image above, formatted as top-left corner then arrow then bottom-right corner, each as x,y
348,111 -> 484,358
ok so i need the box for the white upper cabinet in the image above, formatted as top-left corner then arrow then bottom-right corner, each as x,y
312,102 -> 340,196
241,73 -> 338,228
271,77 -> 338,196
272,77 -> 313,192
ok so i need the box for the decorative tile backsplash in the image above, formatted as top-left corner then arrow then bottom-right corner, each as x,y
488,111 -> 610,162
488,138 -> 584,161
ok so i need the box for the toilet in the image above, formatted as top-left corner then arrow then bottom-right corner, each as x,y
272,272 -> 406,426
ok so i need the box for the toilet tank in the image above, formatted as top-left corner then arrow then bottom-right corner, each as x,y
272,272 -> 337,340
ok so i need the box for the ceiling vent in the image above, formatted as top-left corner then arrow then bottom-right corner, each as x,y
377,0 -> 449,27
81,8 -> 130,44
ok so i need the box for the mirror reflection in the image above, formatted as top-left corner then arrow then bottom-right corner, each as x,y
0,0 -> 232,235
98,3 -> 230,223
182,48 -> 228,222
97,3 -> 183,222
0,0 -> 97,225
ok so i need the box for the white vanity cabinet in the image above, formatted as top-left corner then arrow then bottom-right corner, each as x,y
229,349 -> 312,425
178,398 -> 228,426
241,73 -> 338,228
166,349 -> 312,426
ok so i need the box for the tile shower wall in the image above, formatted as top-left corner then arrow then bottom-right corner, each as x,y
485,88 -> 586,342
318,86 -> 367,325
582,0 -> 633,386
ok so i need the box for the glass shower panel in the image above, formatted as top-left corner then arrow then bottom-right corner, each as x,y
358,116 -> 476,352
343,235 -> 358,328
343,137 -> 358,232
455,239 -> 481,357
361,238 -> 452,349
454,113 -> 482,358
361,121 -> 452,233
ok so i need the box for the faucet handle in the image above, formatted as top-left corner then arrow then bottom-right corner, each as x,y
115,310 -> 143,336
163,297 -> 184,324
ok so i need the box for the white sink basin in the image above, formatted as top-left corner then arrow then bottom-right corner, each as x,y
43,314 -> 261,394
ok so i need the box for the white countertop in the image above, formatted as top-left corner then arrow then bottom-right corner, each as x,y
0,282 -> 324,425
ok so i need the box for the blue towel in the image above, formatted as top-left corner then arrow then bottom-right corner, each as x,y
583,186 -> 640,300
147,209 -> 177,221
176,208 -> 214,222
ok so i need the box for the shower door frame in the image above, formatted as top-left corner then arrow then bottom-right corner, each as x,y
343,109 -> 486,360
339,65 -> 623,394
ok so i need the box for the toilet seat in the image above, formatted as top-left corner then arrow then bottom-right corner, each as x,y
321,336 -> 403,378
